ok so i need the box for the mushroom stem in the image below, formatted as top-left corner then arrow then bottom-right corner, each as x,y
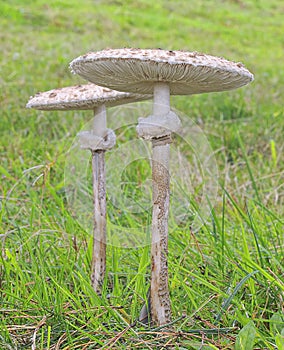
93,105 -> 107,137
150,82 -> 171,325
153,82 -> 171,115
90,105 -> 107,294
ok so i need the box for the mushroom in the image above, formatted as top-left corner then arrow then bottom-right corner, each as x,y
69,48 -> 254,325
26,83 -> 150,294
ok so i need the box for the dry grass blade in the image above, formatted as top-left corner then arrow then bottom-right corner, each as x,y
31,316 -> 47,350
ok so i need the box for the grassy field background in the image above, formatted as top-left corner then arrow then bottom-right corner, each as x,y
1,0 -> 284,349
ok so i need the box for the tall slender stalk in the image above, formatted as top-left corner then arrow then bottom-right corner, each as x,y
150,83 -> 171,325
90,105 -> 107,294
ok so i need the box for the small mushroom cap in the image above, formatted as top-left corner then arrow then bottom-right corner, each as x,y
26,83 -> 150,110
70,48 -> 254,95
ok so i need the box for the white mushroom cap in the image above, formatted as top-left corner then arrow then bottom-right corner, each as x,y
70,48 -> 254,95
26,83 -> 150,110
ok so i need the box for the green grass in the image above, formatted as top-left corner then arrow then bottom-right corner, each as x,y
1,0 -> 284,348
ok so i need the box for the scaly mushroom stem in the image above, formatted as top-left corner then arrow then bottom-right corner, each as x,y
137,83 -> 180,325
150,83 -> 171,325
90,105 -> 107,294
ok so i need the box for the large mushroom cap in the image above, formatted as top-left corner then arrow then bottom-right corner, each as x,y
70,48 -> 254,95
26,83 -> 150,110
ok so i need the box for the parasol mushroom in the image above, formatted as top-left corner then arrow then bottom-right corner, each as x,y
26,83 -> 150,294
69,48 -> 254,325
